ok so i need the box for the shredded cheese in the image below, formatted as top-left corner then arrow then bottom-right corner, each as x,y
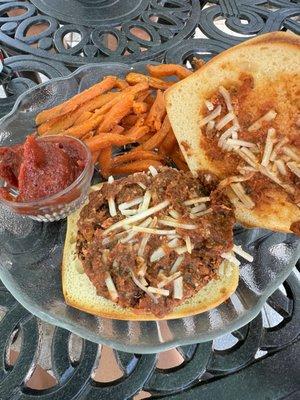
199,105 -> 222,127
139,190 -> 151,212
190,203 -> 206,213
105,273 -> 118,301
184,236 -> 192,254
107,176 -> 117,217
120,209 -> 138,216
219,86 -> 233,111
205,100 -> 214,111
261,128 -> 276,167
159,219 -> 197,230
230,183 -> 255,209
206,120 -> 215,134
120,217 -> 152,243
248,110 -> 277,132
149,165 -> 158,176
258,165 -> 295,195
169,209 -> 180,219
173,277 -> 183,300
226,139 -> 256,149
287,162 -> 300,178
270,138 -> 289,162
274,159 -> 287,175
170,255 -> 184,274
221,252 -> 241,267
137,218 -> 157,257
130,270 -> 158,303
139,276 -> 149,287
218,126 -> 238,149
150,247 -> 166,263
158,272 -> 181,288
131,226 -> 176,235
233,244 -> 253,262
218,173 -> 255,189
236,148 -> 258,168
103,200 -> 170,235
176,245 -> 193,255
148,287 -> 169,296
216,111 -> 235,131
190,208 -> 213,218
138,182 -> 146,190
184,197 -> 210,206
283,147 -> 300,163
119,197 -> 143,211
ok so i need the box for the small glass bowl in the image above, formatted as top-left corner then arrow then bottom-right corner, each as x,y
0,135 -> 94,222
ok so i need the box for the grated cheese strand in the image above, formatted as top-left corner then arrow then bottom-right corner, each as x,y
226,139 -> 256,149
233,244 -> 253,262
149,165 -> 158,176
105,273 -> 118,301
218,126 -> 238,149
190,208 -> 213,219
120,217 -> 152,243
205,100 -> 214,111
184,236 -> 192,254
219,85 -> 240,129
287,162 -> 300,178
158,272 -> 182,289
199,105 -> 222,127
184,197 -> 210,206
138,218 -> 157,257
270,138 -> 289,162
159,219 -> 197,230
130,270 -> 158,303
119,197 -> 144,211
221,252 -> 240,267
248,110 -> 277,132
173,277 -> 183,300
190,203 -> 206,214
274,159 -> 287,176
283,147 -> 300,163
131,226 -> 176,235
170,255 -> 184,274
107,175 -> 117,217
103,200 -> 170,235
230,183 -> 255,209
148,287 -> 169,296
169,209 -> 180,219
216,111 -> 235,131
261,128 -> 276,167
139,190 -> 151,212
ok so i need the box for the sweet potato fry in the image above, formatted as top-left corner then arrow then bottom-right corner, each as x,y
136,90 -> 151,103
110,159 -> 162,175
126,72 -> 173,90
159,129 -> 177,155
86,127 -> 148,152
136,115 -> 171,151
38,112 -> 79,135
113,150 -> 163,166
98,147 -> 112,178
171,147 -> 189,171
36,76 -> 117,125
64,113 -> 104,138
110,125 -> 125,135
147,64 -> 192,80
75,111 -> 93,125
114,78 -> 129,90
124,125 -> 149,139
145,90 -> 166,131
133,101 -> 148,114
98,96 -> 133,133
122,114 -> 138,128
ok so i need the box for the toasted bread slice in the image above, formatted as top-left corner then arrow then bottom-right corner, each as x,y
62,188 -> 238,321
165,32 -> 300,233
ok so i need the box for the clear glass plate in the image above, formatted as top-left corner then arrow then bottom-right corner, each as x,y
0,64 -> 299,354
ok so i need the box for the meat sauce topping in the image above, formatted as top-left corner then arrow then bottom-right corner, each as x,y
0,135 -> 86,202
76,167 -> 235,318
200,73 -> 300,225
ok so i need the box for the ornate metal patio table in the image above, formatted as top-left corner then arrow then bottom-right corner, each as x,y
0,1 -> 299,399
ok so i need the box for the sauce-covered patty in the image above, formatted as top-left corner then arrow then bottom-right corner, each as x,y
76,167 -> 235,318
0,135 -> 86,202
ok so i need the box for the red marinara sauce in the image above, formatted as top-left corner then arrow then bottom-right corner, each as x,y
0,135 -> 86,202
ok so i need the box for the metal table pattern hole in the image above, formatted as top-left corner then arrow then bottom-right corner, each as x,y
0,267 -> 299,398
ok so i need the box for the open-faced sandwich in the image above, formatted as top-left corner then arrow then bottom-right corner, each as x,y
166,31 -> 300,234
62,167 -> 249,320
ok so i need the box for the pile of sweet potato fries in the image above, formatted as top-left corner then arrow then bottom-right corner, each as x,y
36,64 -> 193,177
